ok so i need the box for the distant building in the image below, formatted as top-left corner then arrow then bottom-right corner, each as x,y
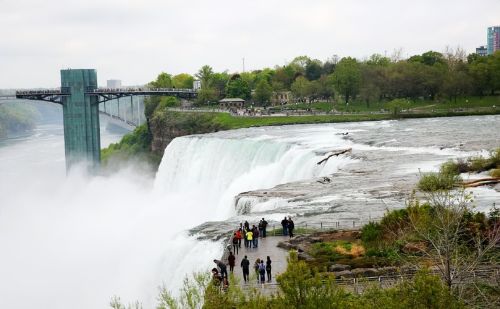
219,98 -> 245,109
487,26 -> 500,55
193,80 -> 201,91
476,46 -> 488,57
271,91 -> 293,106
106,79 -> 122,88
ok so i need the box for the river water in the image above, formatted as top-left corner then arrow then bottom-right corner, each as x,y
0,114 -> 499,308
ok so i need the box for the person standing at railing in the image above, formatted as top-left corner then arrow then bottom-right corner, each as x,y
288,217 -> 295,238
262,218 -> 268,238
281,217 -> 289,236
252,225 -> 259,248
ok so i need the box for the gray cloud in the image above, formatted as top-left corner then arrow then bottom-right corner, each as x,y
1,0 -> 499,88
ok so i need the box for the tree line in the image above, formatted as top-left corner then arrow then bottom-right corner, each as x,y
147,48 -> 500,107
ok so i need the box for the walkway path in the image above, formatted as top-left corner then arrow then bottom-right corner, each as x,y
225,235 -> 290,290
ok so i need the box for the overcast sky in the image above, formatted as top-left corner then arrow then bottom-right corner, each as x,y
1,0 -> 499,88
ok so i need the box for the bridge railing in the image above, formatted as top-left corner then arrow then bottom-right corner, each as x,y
85,87 -> 196,94
16,87 -> 71,96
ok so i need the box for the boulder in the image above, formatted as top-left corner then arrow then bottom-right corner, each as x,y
297,252 -> 315,262
329,264 -> 351,272
334,270 -> 353,278
351,268 -> 379,277
378,266 -> 398,275
277,241 -> 297,251
402,242 -> 426,254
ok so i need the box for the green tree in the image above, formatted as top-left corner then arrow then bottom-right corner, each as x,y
305,59 -> 323,81
211,72 -> 230,99
195,65 -> 214,88
196,87 -> 217,105
226,76 -> 251,99
316,74 -> 335,101
253,79 -> 273,106
150,72 -> 173,88
291,76 -> 311,102
172,73 -> 194,89
332,57 -> 361,103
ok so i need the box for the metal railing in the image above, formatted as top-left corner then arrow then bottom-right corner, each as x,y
16,87 -> 71,95
85,87 -> 196,94
268,220 -> 376,236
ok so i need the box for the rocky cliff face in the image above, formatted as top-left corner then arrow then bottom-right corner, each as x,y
149,111 -> 226,155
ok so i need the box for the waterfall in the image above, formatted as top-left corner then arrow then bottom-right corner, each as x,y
154,133 -> 353,220
0,124 -> 355,309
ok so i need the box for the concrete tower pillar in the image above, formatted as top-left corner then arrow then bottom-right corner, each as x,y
60,69 -> 100,171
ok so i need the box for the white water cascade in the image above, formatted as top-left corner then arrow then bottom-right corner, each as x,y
0,126 -> 353,309
154,133 -> 353,219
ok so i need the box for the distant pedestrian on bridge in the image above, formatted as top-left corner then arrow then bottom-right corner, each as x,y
236,229 -> 242,248
241,255 -> 250,283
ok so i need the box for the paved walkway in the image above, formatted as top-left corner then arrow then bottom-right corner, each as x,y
226,235 -> 290,288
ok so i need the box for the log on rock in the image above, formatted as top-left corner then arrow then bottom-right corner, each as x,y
317,148 -> 352,165
460,177 -> 500,188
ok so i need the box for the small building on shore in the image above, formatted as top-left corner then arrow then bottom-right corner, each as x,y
271,91 -> 293,106
219,98 -> 245,109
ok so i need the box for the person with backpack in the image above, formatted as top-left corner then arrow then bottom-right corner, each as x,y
258,260 -> 266,284
254,258 -> 261,282
240,255 -> 250,283
228,252 -> 236,272
266,256 -> 272,282
258,219 -> 264,238
232,233 -> 239,254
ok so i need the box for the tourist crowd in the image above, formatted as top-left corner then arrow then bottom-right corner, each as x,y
211,216 -> 296,290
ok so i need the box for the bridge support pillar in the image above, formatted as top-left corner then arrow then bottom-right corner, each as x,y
60,69 -> 100,171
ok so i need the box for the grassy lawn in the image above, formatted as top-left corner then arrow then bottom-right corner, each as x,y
213,112 -> 393,129
276,96 -> 500,114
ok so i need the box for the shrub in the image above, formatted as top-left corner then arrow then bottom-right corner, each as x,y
361,222 -> 383,243
489,168 -> 500,178
469,156 -> 492,172
418,172 -> 460,192
440,160 -> 460,176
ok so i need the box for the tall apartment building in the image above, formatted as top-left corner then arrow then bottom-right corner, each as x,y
487,26 -> 500,55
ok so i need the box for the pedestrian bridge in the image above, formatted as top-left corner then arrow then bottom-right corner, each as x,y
10,69 -> 197,171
